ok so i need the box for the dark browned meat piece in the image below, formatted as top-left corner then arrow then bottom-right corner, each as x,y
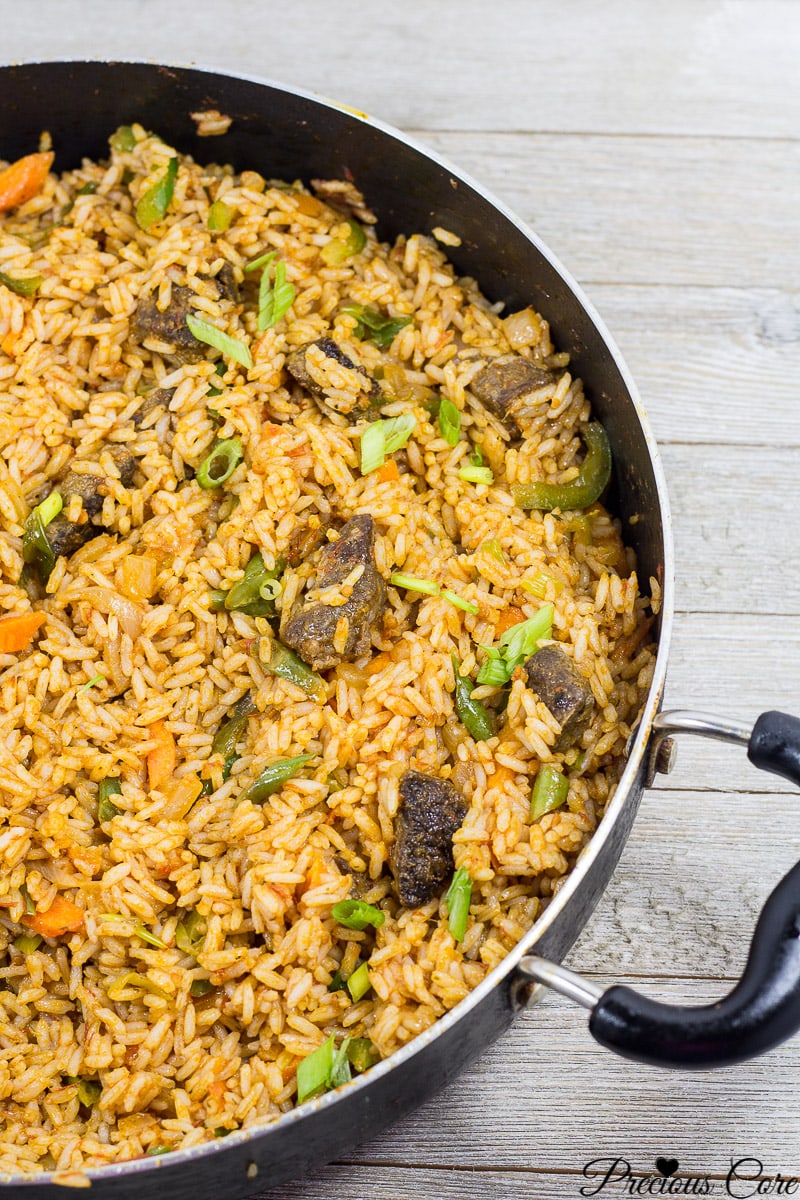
131,387 -> 175,429
471,358 -> 558,433
391,770 -> 467,907
131,285 -> 207,362
131,268 -> 238,363
524,644 -> 595,750
285,336 -> 380,417
282,514 -> 386,671
46,447 -> 137,559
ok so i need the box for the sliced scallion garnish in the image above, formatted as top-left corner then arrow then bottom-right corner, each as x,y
185,314 -> 252,370
389,572 -> 440,597
359,414 -> 416,475
207,199 -> 233,232
437,396 -> 461,446
196,437 -> 243,489
441,589 -> 478,615
296,1035 -> 335,1103
0,271 -> 44,298
346,961 -> 371,1002
330,900 -> 385,931
258,258 -> 295,332
476,604 -> 554,687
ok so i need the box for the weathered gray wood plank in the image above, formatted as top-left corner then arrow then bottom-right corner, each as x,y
590,285 -> 800,449
412,133 -> 800,290
6,0 -> 800,139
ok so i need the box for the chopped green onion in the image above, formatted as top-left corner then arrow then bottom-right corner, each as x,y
471,445 -> 484,467
20,882 -> 35,915
329,1037 -> 352,1088
258,258 -> 295,332
196,437 -> 243,489
175,909 -> 207,957
244,250 -> 276,274
135,156 -> 178,231
22,491 -> 63,582
320,219 -> 366,266
390,572 -> 440,597
451,655 -> 494,742
106,971 -> 169,1002
359,422 -> 386,475
208,199 -> 233,232
513,422 -> 612,513
437,397 -> 461,446
441,589 -> 478,615
296,1035 -> 335,1103
347,961 -> 371,1002
225,553 -> 283,614
330,900 -> 385,931
110,126 -> 136,153
530,764 -> 570,822
77,181 -> 98,196
13,933 -> 42,954
146,1146 -> 171,1157
360,414 -> 416,474
327,969 -> 345,993
458,465 -> 494,486
481,539 -> 505,563
341,303 -> 412,349
76,1078 -> 102,1107
259,577 -> 282,602
190,978 -> 215,998
79,673 -> 105,693
476,604 -> 554,687
237,754 -> 314,806
185,314 -> 252,370
0,270 -> 44,297
265,641 -> 326,699
97,777 -> 122,823
445,866 -> 472,942
347,1038 -> 379,1073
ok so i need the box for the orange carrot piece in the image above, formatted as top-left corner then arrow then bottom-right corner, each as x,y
147,720 -> 176,791
494,606 -> 526,637
23,894 -> 84,938
0,611 -> 46,653
377,460 -> 400,483
0,152 -> 54,213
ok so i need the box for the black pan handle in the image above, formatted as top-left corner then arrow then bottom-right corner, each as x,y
515,709 -> 800,1069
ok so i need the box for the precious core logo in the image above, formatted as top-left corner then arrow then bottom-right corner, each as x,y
579,1157 -> 800,1196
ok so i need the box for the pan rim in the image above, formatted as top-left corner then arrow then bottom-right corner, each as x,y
1,57 -> 674,1186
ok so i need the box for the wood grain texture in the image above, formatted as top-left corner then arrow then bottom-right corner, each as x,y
411,132 -> 800,290
6,0 -> 800,139
5,2 -> 799,1197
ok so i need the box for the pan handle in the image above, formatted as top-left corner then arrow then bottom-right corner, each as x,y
514,709 -> 800,1069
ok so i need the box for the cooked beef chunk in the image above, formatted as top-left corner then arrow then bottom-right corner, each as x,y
524,644 -> 595,750
214,261 -> 239,304
471,358 -> 558,433
131,268 -> 238,362
131,387 -> 176,429
282,514 -> 386,671
285,336 -> 380,416
391,770 -> 467,907
46,447 -> 137,559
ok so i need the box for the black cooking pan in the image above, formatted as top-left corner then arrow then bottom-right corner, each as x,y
4,61 -> 800,1199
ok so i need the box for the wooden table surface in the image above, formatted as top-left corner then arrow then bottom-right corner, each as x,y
6,2 -> 800,1195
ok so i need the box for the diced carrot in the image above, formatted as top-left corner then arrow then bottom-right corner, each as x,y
0,152 -> 54,213
208,1079 -> 227,1104
365,651 -> 393,676
147,720 -> 176,791
494,606 -> 526,637
377,460 -> 400,483
0,611 -> 46,653
23,894 -> 84,938
489,764 -> 515,790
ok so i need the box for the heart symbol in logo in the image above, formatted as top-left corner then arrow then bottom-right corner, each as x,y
656,1158 -> 679,1178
